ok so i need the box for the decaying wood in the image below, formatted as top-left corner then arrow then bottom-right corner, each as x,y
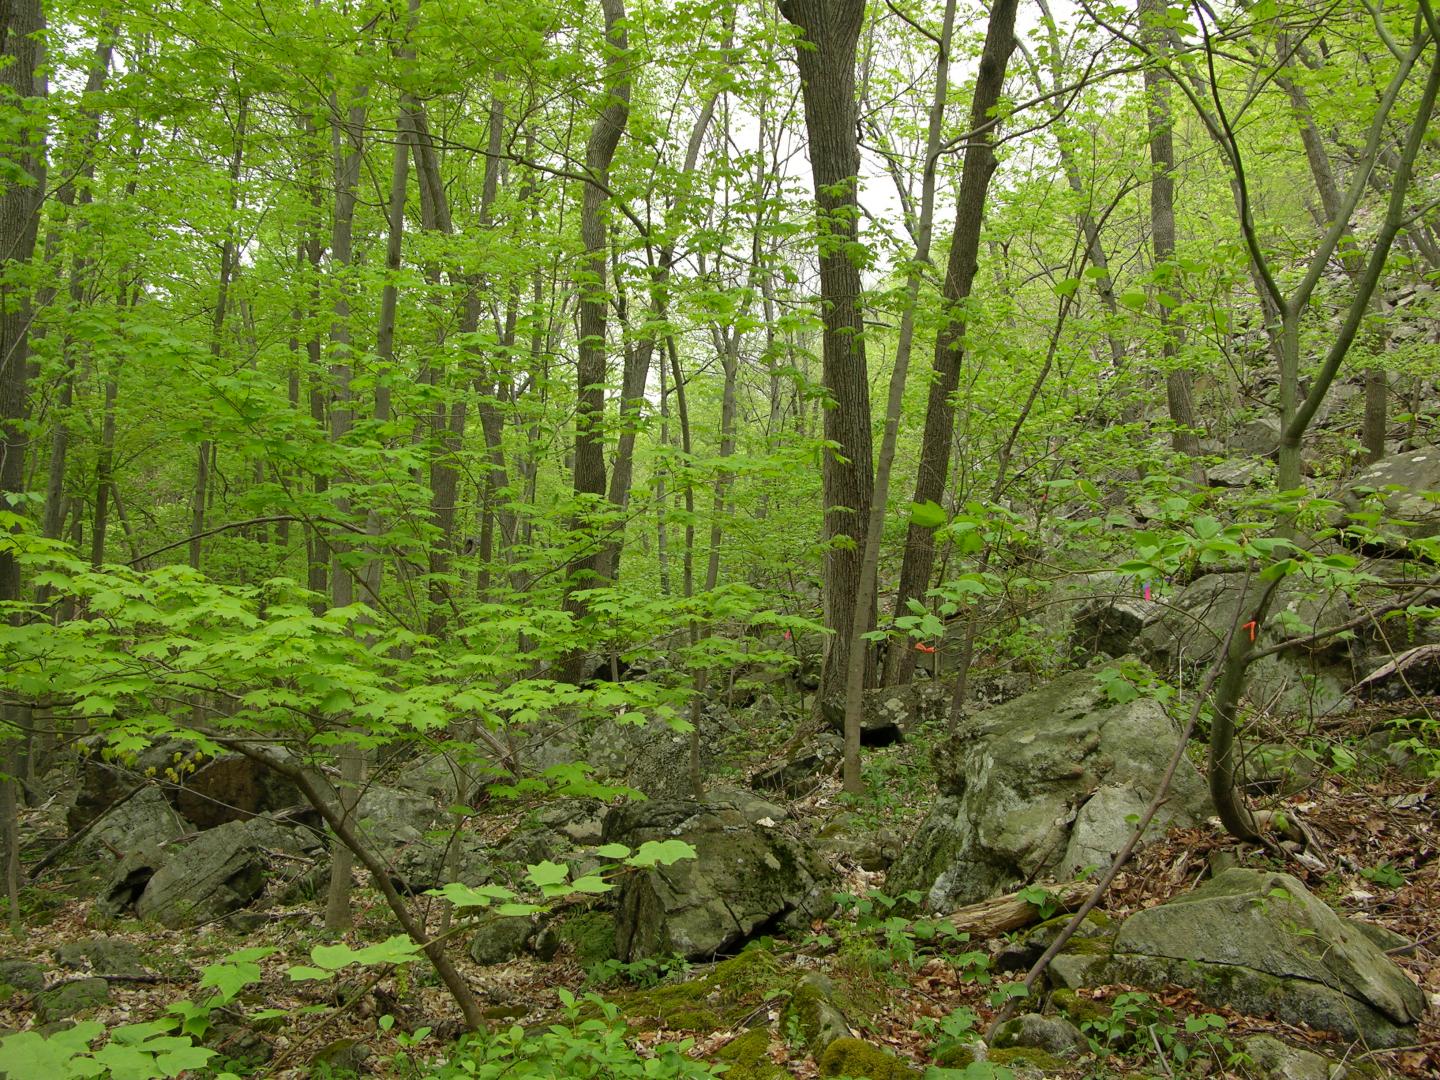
944,881 -> 1092,937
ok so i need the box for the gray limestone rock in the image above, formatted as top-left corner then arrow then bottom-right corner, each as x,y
134,820 -> 268,928
1073,869 -> 1427,1049
604,799 -> 835,962
887,667 -> 1210,910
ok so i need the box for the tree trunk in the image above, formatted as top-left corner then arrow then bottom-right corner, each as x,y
560,0 -> 631,683
1140,0 -> 1205,481
887,0 -> 1019,688
0,0 -> 47,937
779,0 -> 876,709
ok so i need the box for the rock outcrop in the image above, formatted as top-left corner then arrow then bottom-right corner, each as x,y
888,667 -> 1210,910
604,788 -> 834,961
1048,869 -> 1426,1049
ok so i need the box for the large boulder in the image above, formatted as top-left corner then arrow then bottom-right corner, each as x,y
819,682 -> 948,745
132,819 -> 270,928
888,667 -> 1210,910
1070,597 -> 1162,661
81,786 -> 190,857
604,790 -> 834,961
1050,869 -> 1426,1049
70,740 -> 300,834
1341,448 -> 1440,548
1137,572 -> 1354,717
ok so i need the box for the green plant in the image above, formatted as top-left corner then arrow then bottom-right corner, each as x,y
584,953 -> 692,989
916,1005 -> 979,1059
1387,716 -> 1440,778
421,990 -> 724,1079
1360,862 -> 1406,888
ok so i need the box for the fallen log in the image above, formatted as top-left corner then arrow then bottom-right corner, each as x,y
945,881 -> 1092,937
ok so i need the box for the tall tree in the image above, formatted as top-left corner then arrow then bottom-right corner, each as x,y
779,0 -> 876,709
887,0 -> 1019,688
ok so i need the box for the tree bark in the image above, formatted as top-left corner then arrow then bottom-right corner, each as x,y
560,0 -> 631,683
887,0 -> 1019,688
779,0 -> 876,709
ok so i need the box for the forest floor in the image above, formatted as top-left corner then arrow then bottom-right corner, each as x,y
3,695 -> 1438,1079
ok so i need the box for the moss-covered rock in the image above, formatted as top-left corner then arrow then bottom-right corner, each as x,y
1047,988 -> 1108,1026
817,1038 -> 920,1080
989,1046 -> 1066,1072
612,948 -> 790,1033
784,973 -> 850,1058
558,911 -> 617,966
713,1028 -> 792,1080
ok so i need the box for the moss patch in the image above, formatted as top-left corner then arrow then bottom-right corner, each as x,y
1048,988 -> 1107,1025
612,948 -> 790,1033
989,1046 -> 1066,1071
713,1028 -> 791,1080
557,911 -> 617,966
818,1038 -> 920,1080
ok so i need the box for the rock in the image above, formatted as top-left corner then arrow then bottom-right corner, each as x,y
556,911 -> 617,965
816,819 -> 901,871
1242,1034 -> 1346,1080
95,846 -> 166,919
819,683 -> 947,745
0,960 -> 44,993
352,786 -> 438,851
580,713 -> 723,800
714,1028 -> 788,1080
69,740 -> 301,835
786,972 -> 851,1058
469,914 -> 539,966
750,733 -> 843,798
310,1039 -> 371,1075
888,667 -> 1210,910
134,820 -> 268,928
991,1013 -> 1086,1057
69,738 -> 193,833
818,1037 -> 919,1080
1231,417 -> 1281,457
1089,869 -> 1425,1048
1138,572 -> 1354,717
81,786 -> 189,858
604,799 -> 836,962
1070,597 -> 1163,660
535,800 -> 607,845
1208,458 -> 1267,487
174,750 -> 302,828
55,939 -> 147,978
393,752 -> 497,803
387,830 -> 493,893
35,978 -> 110,1023
703,785 -> 787,825
1342,448 -> 1440,548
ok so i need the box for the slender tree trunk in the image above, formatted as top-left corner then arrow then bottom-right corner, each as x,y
323,86 -> 369,933
779,0 -> 876,710
887,0 -> 1020,688
1139,0 -> 1205,480
840,0 -> 958,783
0,0 -> 47,937
560,0 -> 632,683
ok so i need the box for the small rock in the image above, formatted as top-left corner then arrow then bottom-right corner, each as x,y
310,1038 -> 372,1075
55,939 -> 147,978
991,1013 -> 1086,1057
1242,1033 -> 1346,1080
0,960 -> 44,993
35,978 -> 110,1023
468,914 -> 536,966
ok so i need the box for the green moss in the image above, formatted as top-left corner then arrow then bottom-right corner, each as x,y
612,950 -> 790,1033
557,912 -> 617,966
989,1046 -> 1065,1071
933,1043 -> 978,1067
1048,989 -> 1107,1025
818,1038 -> 921,1080
713,1028 -> 791,1080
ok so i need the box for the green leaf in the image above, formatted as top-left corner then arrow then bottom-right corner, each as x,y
626,839 -> 698,867
910,500 -> 947,529
526,860 -> 571,890
287,966 -> 333,982
593,842 -> 632,860
567,875 -> 614,895
426,882 -> 516,909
